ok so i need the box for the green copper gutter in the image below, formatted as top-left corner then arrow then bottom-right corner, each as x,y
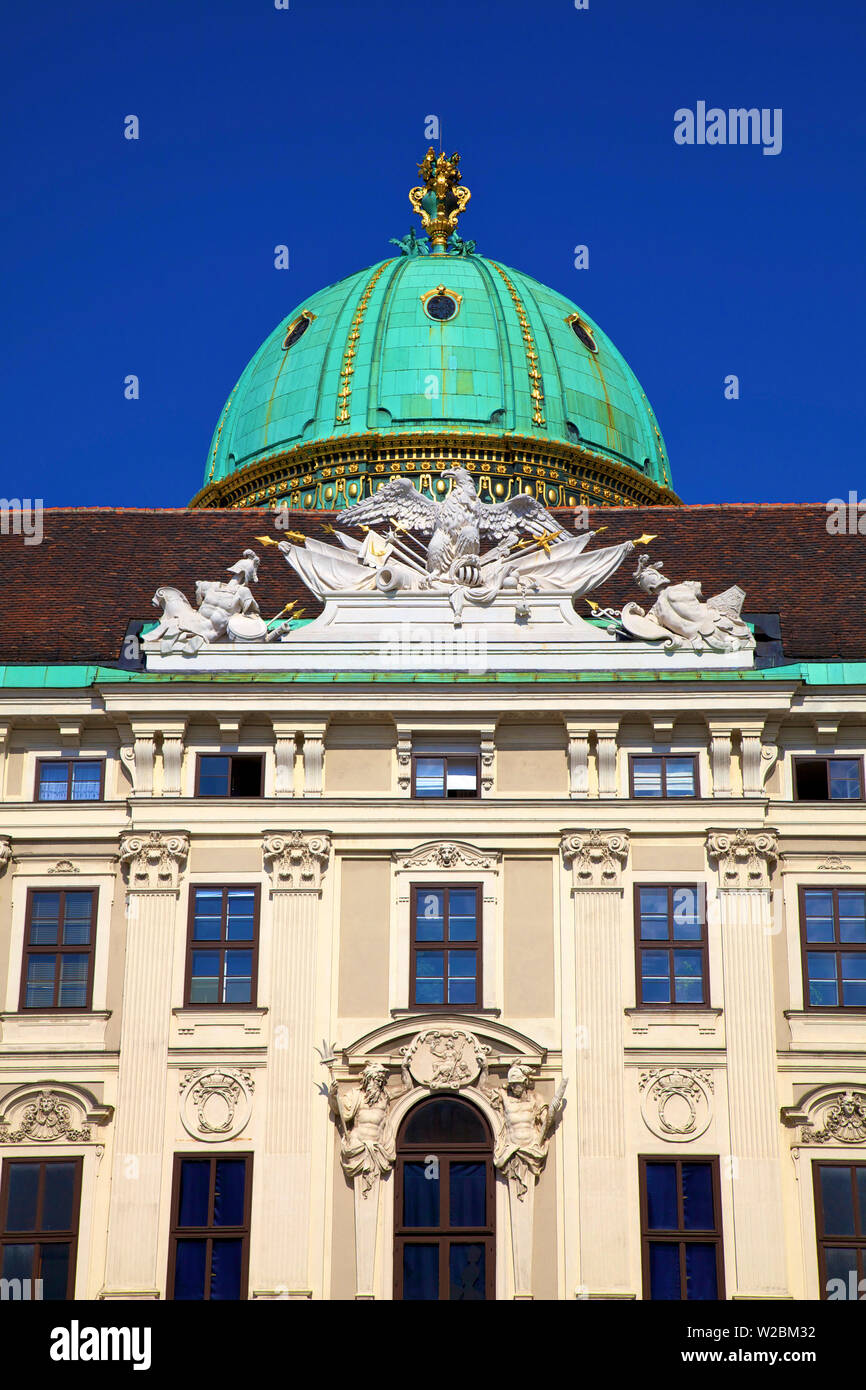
1,662 -> 865,689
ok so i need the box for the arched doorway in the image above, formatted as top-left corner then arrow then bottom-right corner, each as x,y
394,1095 -> 495,1300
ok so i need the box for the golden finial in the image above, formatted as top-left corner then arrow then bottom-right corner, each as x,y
633,532 -> 658,546
409,147 -> 471,253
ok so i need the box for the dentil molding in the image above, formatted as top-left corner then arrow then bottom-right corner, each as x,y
560,829 -> 630,889
119,831 -> 189,892
705,827 -> 778,891
262,831 -> 331,891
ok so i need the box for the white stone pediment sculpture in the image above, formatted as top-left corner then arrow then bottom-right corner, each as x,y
0,1084 -> 112,1144
276,469 -> 637,616
147,549 -> 279,652
597,552 -> 755,654
394,839 -> 500,872
784,1088 -> 866,1146
400,1028 -> 491,1092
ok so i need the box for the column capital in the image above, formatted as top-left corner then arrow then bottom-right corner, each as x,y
560,828 -> 629,889
706,827 -> 779,891
119,830 -> 189,892
262,830 -> 332,892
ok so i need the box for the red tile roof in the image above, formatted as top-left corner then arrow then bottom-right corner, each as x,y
0,504 -> 862,664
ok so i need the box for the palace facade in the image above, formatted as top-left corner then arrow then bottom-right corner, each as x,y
2,154 -> 865,1302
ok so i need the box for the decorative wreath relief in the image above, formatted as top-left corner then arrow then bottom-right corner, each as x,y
639,1068 -> 713,1142
179,1068 -> 254,1142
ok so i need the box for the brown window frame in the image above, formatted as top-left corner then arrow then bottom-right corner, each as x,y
410,752 -> 481,800
628,753 -> 700,799
410,883 -> 482,1011
34,757 -> 105,803
633,883 -> 709,1009
792,755 -> 864,802
639,1155 -> 725,1301
194,753 -> 265,799
19,887 -> 97,1012
798,884 -> 866,1012
167,1153 -> 253,1301
0,1156 -> 83,1299
184,884 -> 261,1009
813,1160 -> 866,1299
394,1100 -> 495,1301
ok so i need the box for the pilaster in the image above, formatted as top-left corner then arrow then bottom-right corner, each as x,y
254,831 -> 332,1297
102,831 -> 189,1299
561,829 -> 631,1295
706,827 -> 789,1297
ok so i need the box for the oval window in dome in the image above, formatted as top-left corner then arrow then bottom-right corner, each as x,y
566,313 -> 598,353
422,285 -> 461,322
282,310 -> 315,351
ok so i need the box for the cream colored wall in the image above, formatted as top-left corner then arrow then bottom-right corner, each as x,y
325,723 -> 394,795
338,858 -> 391,1019
503,857 -> 555,1018
495,722 -> 567,795
330,1133 -> 357,1300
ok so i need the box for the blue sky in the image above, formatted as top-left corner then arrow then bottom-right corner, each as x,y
3,0 -> 864,507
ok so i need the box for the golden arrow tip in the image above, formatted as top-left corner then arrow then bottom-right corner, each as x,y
633,533 -> 658,546
585,598 -> 599,611
254,534 -> 279,546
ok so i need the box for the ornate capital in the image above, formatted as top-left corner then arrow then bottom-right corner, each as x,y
706,827 -> 778,891
262,831 -> 331,891
119,830 -> 189,892
560,829 -> 629,889
0,836 -> 11,876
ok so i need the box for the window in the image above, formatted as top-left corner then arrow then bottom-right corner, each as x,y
168,1156 -> 252,1300
640,1157 -> 724,1300
814,1162 -> 866,1299
395,1098 -> 494,1300
411,886 -> 480,1009
412,754 -> 480,799
20,889 -> 96,1011
794,757 -> 863,801
800,887 -> 866,1009
185,887 -> 259,1007
635,885 -> 707,1007
35,758 -> 103,802
630,755 -> 698,799
0,1158 -> 82,1299
195,755 -> 263,798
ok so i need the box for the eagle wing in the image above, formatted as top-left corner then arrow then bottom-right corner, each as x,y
342,478 -> 441,536
478,493 -> 564,542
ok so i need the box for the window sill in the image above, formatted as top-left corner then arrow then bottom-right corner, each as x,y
390,1006 -> 501,1019
170,1006 -> 268,1048
784,1009 -> 866,1051
625,1007 -> 723,1046
0,1010 -> 111,1052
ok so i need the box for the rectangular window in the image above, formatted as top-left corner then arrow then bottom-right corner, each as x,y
195,754 -> 263,798
411,885 -> 481,1009
640,1157 -> 724,1300
814,1161 -> 866,1299
19,889 -> 96,1011
168,1155 -> 252,1300
35,758 -> 104,802
185,887 -> 259,1007
412,755 -> 480,800
800,887 -> 866,1009
634,885 -> 708,1007
0,1158 -> 82,1299
794,757 -> 863,801
630,755 -> 698,799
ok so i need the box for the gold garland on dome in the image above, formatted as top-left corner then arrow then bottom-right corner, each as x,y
335,261 -> 393,425
490,264 -> 546,427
